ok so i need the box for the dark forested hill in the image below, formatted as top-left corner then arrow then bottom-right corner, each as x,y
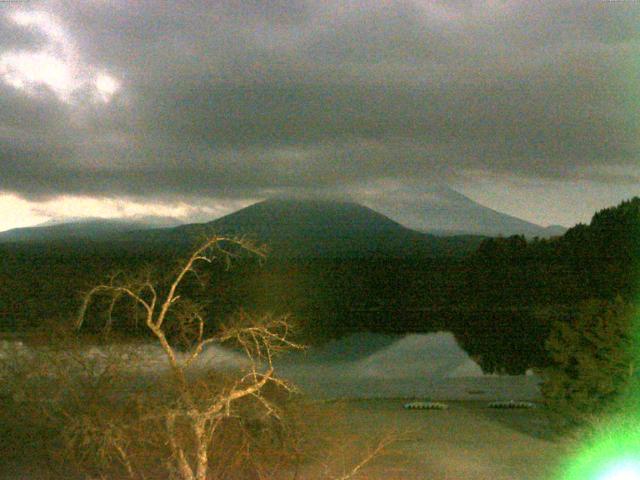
472,196 -> 640,304
131,198 -> 485,259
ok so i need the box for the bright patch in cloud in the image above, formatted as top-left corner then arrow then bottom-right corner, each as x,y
32,196 -> 210,220
94,73 -> 121,102
0,193 -> 255,232
11,10 -> 66,42
1,50 -> 78,96
0,9 -> 121,103
0,193 -> 49,231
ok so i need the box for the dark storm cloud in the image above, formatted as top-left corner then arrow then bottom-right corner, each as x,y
0,0 -> 638,202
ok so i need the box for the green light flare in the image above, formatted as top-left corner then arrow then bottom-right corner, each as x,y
599,461 -> 640,480
556,300 -> 640,480
556,413 -> 640,480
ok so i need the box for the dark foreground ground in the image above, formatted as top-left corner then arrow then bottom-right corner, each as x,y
296,399 -> 568,480
1,398 -> 569,480
0,332 -> 566,480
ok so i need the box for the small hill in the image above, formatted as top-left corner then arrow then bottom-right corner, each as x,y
0,217 -> 181,242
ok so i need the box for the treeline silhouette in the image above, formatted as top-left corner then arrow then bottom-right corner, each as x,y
0,197 -> 637,374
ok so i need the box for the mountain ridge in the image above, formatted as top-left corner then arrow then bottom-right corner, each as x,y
360,184 -> 566,238
0,189 -> 564,258
0,217 -> 182,242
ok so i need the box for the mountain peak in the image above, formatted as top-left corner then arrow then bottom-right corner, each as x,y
185,197 -> 480,259
359,184 -> 566,238
209,197 -> 404,235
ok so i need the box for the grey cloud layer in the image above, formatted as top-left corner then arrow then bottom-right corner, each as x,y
0,0 -> 638,201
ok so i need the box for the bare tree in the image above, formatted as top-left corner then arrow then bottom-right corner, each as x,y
77,236 -> 303,480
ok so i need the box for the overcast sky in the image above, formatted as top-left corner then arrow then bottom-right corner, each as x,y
0,0 -> 638,232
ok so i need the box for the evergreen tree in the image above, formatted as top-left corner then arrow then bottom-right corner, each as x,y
541,297 -> 638,424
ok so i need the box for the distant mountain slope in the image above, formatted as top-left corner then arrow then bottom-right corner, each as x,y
0,217 -> 182,242
361,185 -> 567,238
149,198 -> 484,258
